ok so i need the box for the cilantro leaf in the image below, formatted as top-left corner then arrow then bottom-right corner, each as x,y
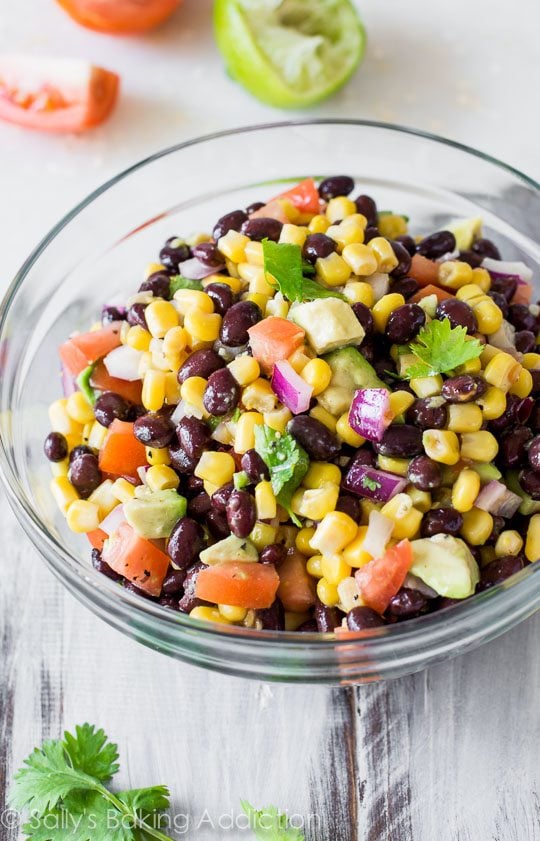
169,275 -> 203,296
404,318 -> 482,379
241,801 -> 305,841
233,471 -> 250,490
23,793 -> 134,841
254,424 -> 309,526
361,475 -> 381,492
63,724 -> 119,783
262,240 -> 345,303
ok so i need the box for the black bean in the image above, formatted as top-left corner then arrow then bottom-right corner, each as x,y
44,431 -> 68,462
374,424 -> 423,457
123,581 -> 158,600
167,517 -> 204,570
178,562 -> 207,613
406,398 -> 447,430
134,413 -> 175,448
354,194 -> 377,226
441,375 -> 486,404
203,368 -> 240,416
490,275 -> 517,302
515,330 -> 536,354
471,238 -> 501,260
389,240 -> 412,278
347,606 -> 385,631
69,453 -> 101,498
177,348 -> 225,384
139,271 -> 171,299
69,444 -> 95,464
220,300 -> 261,347
205,282 -> 234,315
211,483 -> 234,512
417,230 -> 456,259
459,250 -> 483,268
245,201 -> 265,215
314,600 -> 342,632
287,415 -> 341,461
176,416 -> 210,460
159,595 -> 181,610
508,304 -> 536,333
390,277 -> 419,299
297,619 -> 318,633
335,495 -> 360,522
159,237 -> 190,270
212,210 -> 248,241
385,303 -> 425,343
91,548 -> 121,581
187,491 -> 211,518
489,394 -> 529,434
519,469 -> 540,499
436,298 -> 477,333
127,303 -> 148,329
226,490 -> 256,538
191,241 -> 223,267
499,427 -> 533,468
487,516 -> 505,545
303,233 -> 336,264
421,507 -> 463,537
319,175 -> 354,200
346,447 -> 376,471
94,391 -> 131,428
102,305 -> 127,324
488,291 -> 509,319
206,507 -> 231,539
256,599 -> 285,631
387,588 -> 428,618
260,543 -> 287,566
352,302 -> 374,337
363,226 -> 379,243
407,455 -> 443,490
241,217 -> 283,242
477,555 -> 526,591
169,443 -> 198,474
162,568 -> 187,595
527,436 -> 540,471
394,234 -> 417,256
241,449 -> 269,484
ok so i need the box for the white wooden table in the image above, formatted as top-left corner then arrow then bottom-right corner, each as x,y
1,1 -> 539,837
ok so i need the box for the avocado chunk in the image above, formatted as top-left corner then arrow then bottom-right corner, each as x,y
471,462 -> 502,483
446,217 -> 483,251
124,490 -> 187,539
289,298 -> 364,355
410,534 -> 479,599
506,470 -> 540,515
318,346 -> 387,416
199,534 -> 258,566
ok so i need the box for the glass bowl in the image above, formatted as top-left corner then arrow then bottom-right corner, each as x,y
1,121 -> 539,684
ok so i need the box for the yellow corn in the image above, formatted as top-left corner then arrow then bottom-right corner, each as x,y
522,353 -> 540,370
145,261 -> 166,277
249,522 -> 278,551
142,369 -> 166,412
292,484 -> 340,521
343,280 -> 375,306
144,446 -> 170,467
50,458 -> 69,478
452,468 -> 481,513
317,577 -> 340,607
227,356 -> 260,387
126,325 -> 152,352
306,554 -> 324,578
81,422 -> 93,445
447,403 -> 483,433
495,530 -> 524,558
66,391 -> 95,425
176,289 -> 215,315
288,347 -> 312,374
326,220 -> 365,250
284,611 -> 312,631
112,477 -> 136,503
311,511 -> 358,556
509,367 -> 533,398
184,309 -> 221,343
162,326 -> 189,357
296,527 -> 316,556
242,240 -> 263,266
310,405 -> 337,433
377,213 -> 408,239
479,344 -> 501,367
342,525 -> 372,568
279,223 -> 308,247
265,294 -> 289,319
326,196 -> 356,223
377,455 -> 410,477
50,476 -> 79,514
477,386 -> 507,420
164,372 -> 181,404
456,283 -> 484,304
475,299 -> 504,333
239,262 -> 275,295
218,604 -> 248,623
460,507 -> 493,545
243,292 -> 269,312
301,358 -> 332,396
460,430 -> 498,462
87,479 -> 117,518
180,377 -> 207,416
203,273 -> 243,294
380,493 -> 422,539
217,229 -> 250,263
308,214 -> 330,234
372,293 -> 406,332
49,399 -> 82,437
407,487 -> 432,512
315,252 -> 351,286
438,260 -> 473,290
456,357 -> 482,375
66,499 -> 100,533
119,320 -> 130,344
195,451 -> 236,487
303,462 -> 342,490
146,464 -> 180,492
369,237 -> 399,273
190,606 -> 230,624
263,405 -> 292,433
87,420 -> 108,450
525,514 -> 540,562
144,300 -> 179,338
389,390 -> 415,417
233,412 -> 264,454
341,243 -> 379,277
321,554 -> 352,586
336,412 -> 365,447
422,429 -> 460,465
410,375 -> 443,398
242,378 -> 277,413
255,481 -> 277,520
471,267 -> 491,292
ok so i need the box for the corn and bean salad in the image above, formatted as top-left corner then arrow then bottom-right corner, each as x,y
44,175 -> 540,634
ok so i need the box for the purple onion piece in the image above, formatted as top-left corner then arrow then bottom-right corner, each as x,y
342,463 -> 407,502
271,360 -> 313,415
177,257 -> 225,280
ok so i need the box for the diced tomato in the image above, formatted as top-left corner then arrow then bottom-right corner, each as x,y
59,322 -> 122,377
249,200 -> 290,224
355,539 -> 413,615
273,178 -> 321,216
90,359 -> 143,404
277,551 -> 317,613
410,284 -> 454,304
408,254 -> 440,287
195,562 -> 280,610
511,282 -> 532,305
87,528 -> 108,551
247,317 -> 305,374
0,56 -> 119,133
102,522 -> 169,596
56,0 -> 183,34
98,419 -> 147,480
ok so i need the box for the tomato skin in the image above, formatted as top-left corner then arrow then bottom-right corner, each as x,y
511,283 -> 532,306
247,317 -> 305,374
90,359 -> 143,404
274,178 -> 321,215
59,322 -> 122,377
195,562 -> 280,610
56,0 -> 183,34
250,200 -> 290,224
277,551 -> 317,613
408,254 -> 440,287
410,284 -> 454,305
0,56 -> 119,133
355,539 -> 413,615
87,528 -> 108,551
103,522 -> 170,596
98,419 -> 147,480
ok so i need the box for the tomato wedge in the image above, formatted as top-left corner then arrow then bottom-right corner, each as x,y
87,527 -> 108,551
102,522 -> 170,596
59,322 -> 122,377
98,419 -> 147,480
277,551 -> 317,613
354,539 -> 413,614
408,254 -> 440,287
247,317 -> 305,374
195,561 -> 280,610
56,0 -> 183,34
90,359 -> 143,405
0,56 -> 119,133
273,178 -> 321,215
410,284 -> 454,305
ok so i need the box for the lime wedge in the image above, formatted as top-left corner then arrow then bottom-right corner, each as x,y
214,0 -> 366,108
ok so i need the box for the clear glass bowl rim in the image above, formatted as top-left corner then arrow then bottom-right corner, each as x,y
1,118 -> 539,664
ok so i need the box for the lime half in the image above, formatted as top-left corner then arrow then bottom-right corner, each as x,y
214,0 -> 366,108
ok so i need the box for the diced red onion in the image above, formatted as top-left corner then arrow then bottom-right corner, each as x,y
271,360 -> 313,414
475,480 -> 522,518
104,345 -> 143,381
403,573 -> 438,599
342,463 -> 407,502
100,504 -> 125,535
349,388 -> 392,442
177,257 -> 225,279
363,510 -> 394,559
482,257 -> 533,283
61,362 -> 77,397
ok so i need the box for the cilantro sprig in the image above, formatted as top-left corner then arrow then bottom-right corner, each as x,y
262,240 -> 345,303
404,318 -> 482,380
254,424 -> 309,526
241,801 -> 305,841
169,275 -> 203,296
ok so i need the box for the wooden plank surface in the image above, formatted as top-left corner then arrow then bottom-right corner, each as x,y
1,493 -> 539,840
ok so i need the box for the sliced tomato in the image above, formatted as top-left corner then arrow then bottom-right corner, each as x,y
511,282 -> 532,305
410,284 -> 454,304
87,527 -> 108,551
277,551 -> 317,613
98,419 -> 147,480
354,539 -> 413,615
102,521 -> 169,596
273,178 -> 321,215
59,322 -> 122,377
56,0 -> 182,34
0,56 -> 119,133
195,561 -> 279,610
90,359 -> 143,404
247,317 -> 305,374
249,200 -> 290,224
408,254 -> 440,287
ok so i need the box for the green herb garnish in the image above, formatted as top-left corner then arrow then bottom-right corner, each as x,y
262,240 -> 345,303
76,365 -> 96,406
233,471 -> 250,491
169,275 -> 203,296
254,424 -> 309,526
230,407 -> 242,423
361,475 -> 381,492
241,801 -> 305,841
404,318 -> 483,380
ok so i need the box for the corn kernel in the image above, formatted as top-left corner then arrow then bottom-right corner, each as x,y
525,514 -> 540,562
337,577 -> 363,612
146,464 -> 180,492
284,611 -> 312,631
239,263 -> 275,295
477,386 -> 506,420
342,526 -> 372,568
217,229 -> 250,263
407,487 -> 432,512
522,353 -> 540,371
255,481 -> 277,520
87,420 -> 108,450
389,390 -> 415,417
326,220 -> 365,250
233,411 -> 264,454
66,391 -> 95,425
227,355 -> 260,387
308,214 -> 330,234
475,299 -> 503,333
243,239 -> 264,266
455,357 -> 482,375
460,430 -> 498,462
190,606 -> 230,624
66,499 -> 100,533
315,252 -> 351,286
195,451 -> 236,487
162,326 -> 189,357
49,399 -> 82,436
276,524 -> 298,548
410,375 -> 443,398
180,376 -> 207,416
447,403 -> 483,433
87,479 -> 117,518
242,378 -> 277,413
288,347 -> 311,374
303,462 -> 342,490
423,429 -> 460,465
142,369 -> 166,412
369,237 -> 399,273
311,511 -> 358,556
218,604 -> 247,622
145,300 -> 179,338
145,261 -> 166,277
479,344 -> 501,367
263,404 -> 292,433
306,554 -> 324,577
50,458 -> 69,478
326,196 -> 356,223
301,358 -> 332,396
495,530 -> 523,558
377,455 -> 410,477
456,283 -> 484,304
342,280 -> 375,306
483,351 -> 521,391
438,260 -> 473,290
461,507 -> 493,545
184,309 -> 221,343
471,267 -> 491,292
371,293 -> 405,331
202,273 -> 243,294
317,577 -> 340,606
279,223 -> 308,247
377,213 -> 408,239
248,521 -> 277,551
296,527 -> 316,556
336,412 -> 365,447
380,494 -> 423,539
112,477 -> 136,503
265,293 -> 289,319
452,468 -> 481,513
509,367 -> 533,398
310,405 -> 337,433
50,476 -> 79,514
321,554 -> 352,586
126,325 -> 152,352
292,484 -> 340,521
